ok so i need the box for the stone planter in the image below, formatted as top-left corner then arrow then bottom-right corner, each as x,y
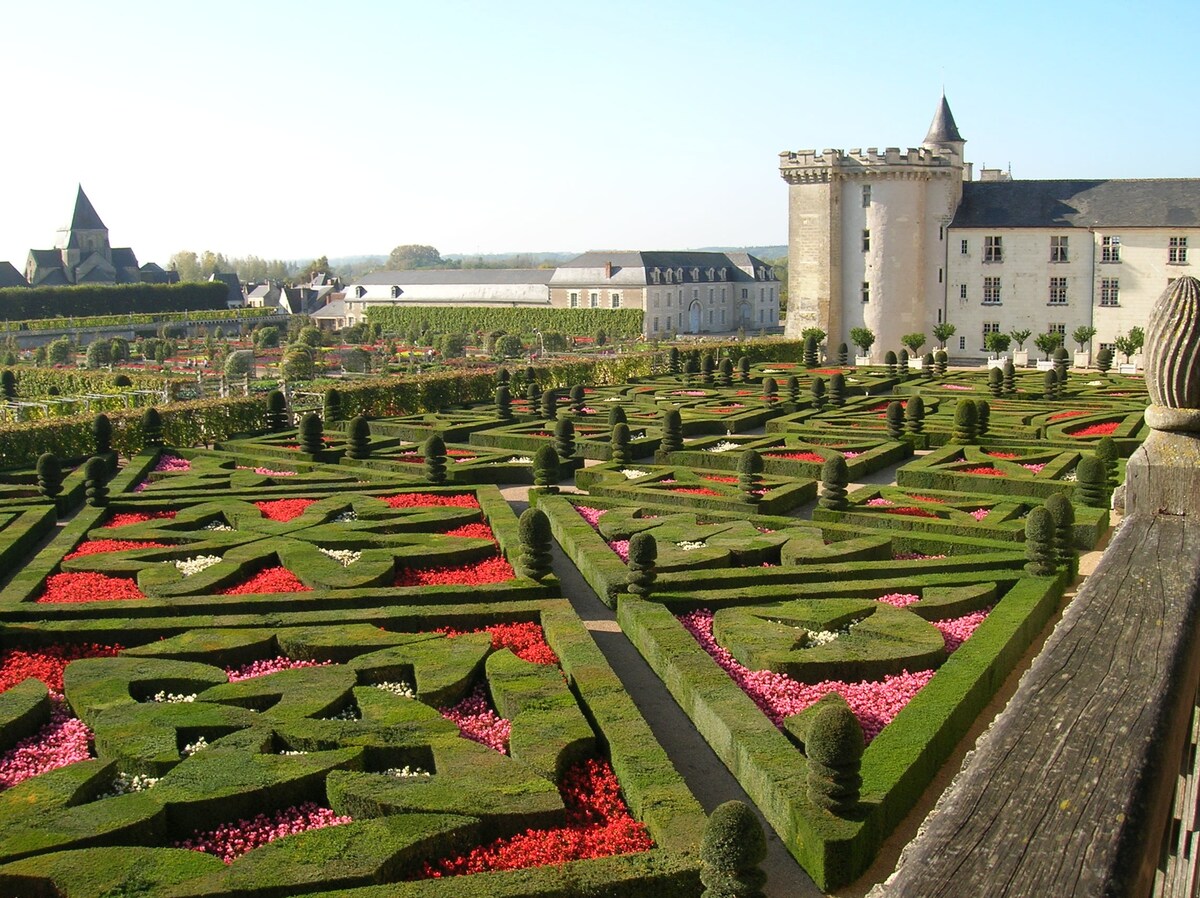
908,357 -> 924,370
1074,351 -> 1091,369
855,355 -> 872,366
1012,350 -> 1030,367
1036,360 -> 1055,371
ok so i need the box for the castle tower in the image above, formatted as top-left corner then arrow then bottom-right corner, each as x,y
779,96 -> 967,358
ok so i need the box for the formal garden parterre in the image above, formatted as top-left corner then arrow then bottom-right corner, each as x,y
0,343 -> 1146,895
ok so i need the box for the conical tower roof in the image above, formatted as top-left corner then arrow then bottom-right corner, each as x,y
923,94 -> 964,146
68,185 -> 107,231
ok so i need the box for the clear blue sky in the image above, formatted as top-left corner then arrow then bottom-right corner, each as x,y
1,0 -> 1194,268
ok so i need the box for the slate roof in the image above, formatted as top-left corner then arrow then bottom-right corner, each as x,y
357,269 -> 555,286
924,95 -> 963,145
0,262 -> 27,287
111,248 -> 139,269
951,179 -> 1200,229
68,185 -> 107,231
552,251 -> 775,285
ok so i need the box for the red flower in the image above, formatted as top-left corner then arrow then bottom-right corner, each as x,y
381,493 -> 481,509
1067,421 -> 1120,437
985,451 -> 1019,459
0,644 -> 121,695
393,555 -> 515,587
37,572 -> 144,604
102,510 -> 176,529
885,507 -> 940,518
437,621 -> 558,665
65,539 -> 169,560
1048,410 -> 1086,421
765,451 -> 824,462
701,474 -> 739,484
669,487 -> 723,497
220,566 -> 311,595
442,522 -> 497,541
254,499 -> 315,522
959,466 -> 1007,476
418,758 -> 652,878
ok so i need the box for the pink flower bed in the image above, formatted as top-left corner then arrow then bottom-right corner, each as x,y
441,684 -> 511,753
1021,463 -> 1047,474
842,451 -> 861,459
935,609 -> 991,653
0,702 -> 93,787
236,466 -> 297,476
886,507 -> 940,518
607,539 -> 630,562
153,455 -> 191,473
866,497 -> 894,507
174,802 -> 352,864
574,506 -> 606,529
969,508 -> 990,521
941,384 -> 972,390
37,572 -> 144,604
876,593 -> 920,608
1067,421 -> 1120,437
225,656 -> 330,682
679,609 -> 934,741
893,552 -> 947,561
671,390 -> 709,397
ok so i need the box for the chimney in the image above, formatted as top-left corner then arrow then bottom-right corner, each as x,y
605,261 -> 612,279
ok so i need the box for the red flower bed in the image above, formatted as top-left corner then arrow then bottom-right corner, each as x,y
442,522 -> 497,541
885,507 -> 940,518
393,555 -> 515,587
1067,421 -> 1120,437
811,368 -> 844,375
985,451 -> 1019,459
436,621 -> 558,665
446,449 -> 477,457
220,566 -> 311,595
255,499 -> 316,522
701,474 -> 739,484
1,644 -> 121,695
394,455 -> 425,464
419,757 -> 652,878
1048,410 -> 1086,421
37,572 -> 144,604
959,466 -> 1007,476
669,487 -> 723,497
765,451 -> 824,462
381,493 -> 481,509
905,494 -> 945,504
65,539 -> 169,560
102,510 -> 176,528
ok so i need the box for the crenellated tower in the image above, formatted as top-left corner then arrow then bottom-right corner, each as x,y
779,96 -> 968,357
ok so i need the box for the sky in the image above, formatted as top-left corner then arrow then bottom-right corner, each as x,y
1,0 -> 1196,268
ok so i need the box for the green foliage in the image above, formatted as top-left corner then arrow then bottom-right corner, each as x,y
517,507 -> 553,580
84,340 -> 111,369
540,389 -> 557,420
83,455 -> 109,508
905,396 -> 925,435
1076,455 -> 1107,507
266,390 -> 289,432
737,449 -> 764,504
223,349 -> 255,380
340,346 -> 370,373
700,800 -> 767,898
849,327 -> 875,355
109,337 -> 130,362
976,398 -> 990,436
828,373 -> 846,407
805,701 -> 864,815
296,325 -> 324,348
526,380 -> 542,409
1002,359 -> 1016,395
570,384 -> 586,413
1044,493 -> 1076,573
627,531 -> 657,596
1094,437 -> 1119,490
984,331 -> 1011,355
1072,325 -> 1097,352
533,443 -> 560,492
1009,328 -> 1031,351
932,322 -> 956,348
803,335 -> 818,368
495,383 -> 513,421
836,342 -> 848,365
495,333 -> 524,358
541,330 -> 568,352
701,353 -> 715,385
660,409 -> 683,455
438,332 -> 468,358
1096,347 -> 1113,374
424,433 -> 447,484
786,375 -> 800,404
934,350 -> 948,377
140,407 -> 163,447
346,415 -> 371,459
737,357 -> 750,382
800,327 -> 826,346
92,413 -> 113,455
607,405 -> 627,427
901,332 -> 926,355
36,452 -> 62,499
883,350 -> 897,378
368,306 -> 645,339
1043,369 -> 1059,401
952,399 -> 977,444
554,416 -> 576,460
819,455 -> 849,510
322,388 -> 344,423
1034,331 -> 1064,360
0,369 -> 15,400
47,338 -> 72,365
668,347 -> 681,375
1128,326 -> 1145,353
254,326 -> 280,349
885,401 -> 905,440
762,377 -> 777,401
282,347 -> 315,381
988,367 -> 1004,398
1024,506 -> 1057,575
810,376 -> 827,409
611,422 -> 632,466
594,328 -> 607,347
299,412 -> 324,455
0,281 -> 227,320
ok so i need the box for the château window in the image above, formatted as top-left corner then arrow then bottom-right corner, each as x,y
861,281 -> 870,303
569,292 -> 579,308
862,229 -> 871,252
610,293 -> 621,308
1048,277 -> 1068,305
708,289 -> 714,303
984,236 -> 1003,263
1050,236 -> 1069,262
1049,322 -> 1066,336
959,336 -> 966,350
983,276 -> 1001,304
1169,236 -> 1188,264
960,284 -> 968,300
741,288 -> 748,299
589,292 -> 599,308
1100,279 -> 1120,306
653,316 -> 660,332
862,185 -> 871,207
1101,236 -> 1121,263
982,321 -> 1000,350
961,239 -> 968,255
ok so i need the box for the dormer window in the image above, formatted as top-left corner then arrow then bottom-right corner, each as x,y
706,267 -> 715,281
650,268 -> 660,284
390,285 -> 402,298
718,267 -> 727,280
675,267 -> 684,282
664,268 -> 673,284
355,286 -> 366,298
691,267 -> 700,282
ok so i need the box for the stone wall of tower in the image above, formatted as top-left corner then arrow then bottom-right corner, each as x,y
783,169 -> 838,341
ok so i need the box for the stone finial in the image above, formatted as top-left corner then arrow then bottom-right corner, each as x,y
1144,276 -> 1200,432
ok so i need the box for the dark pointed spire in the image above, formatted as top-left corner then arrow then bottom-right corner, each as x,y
69,185 -> 107,231
923,94 -> 964,146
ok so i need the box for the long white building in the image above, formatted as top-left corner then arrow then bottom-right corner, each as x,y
780,96 -> 1200,361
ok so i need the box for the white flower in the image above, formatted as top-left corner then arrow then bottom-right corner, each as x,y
1087,380 -> 1104,386
102,772 -> 159,797
152,690 -> 197,703
173,555 -> 222,577
181,737 -> 209,757
323,706 -> 361,721
509,456 -> 532,464
384,765 -> 431,777
1062,470 -> 1078,482
319,547 -> 361,567
201,521 -> 234,532
620,469 -> 649,479
706,440 -> 740,453
333,510 -> 359,523
374,681 -> 415,698
675,540 -> 706,551
603,397 -> 621,402
806,629 -> 846,646
279,750 -> 309,755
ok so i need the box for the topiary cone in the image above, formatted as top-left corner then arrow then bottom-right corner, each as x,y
885,401 -> 905,440
1075,454 -> 1107,508
626,531 -> 657,597
829,372 -> 846,407
36,452 -> 63,499
700,800 -> 767,898
299,412 -> 323,455
424,433 -> 447,485
805,702 -> 864,815
347,416 -> 371,459
93,413 -> 113,455
737,449 -> 764,504
533,443 -> 560,493
554,416 -> 576,461
1044,492 -> 1077,575
952,399 -> 977,443
610,423 -> 632,467
819,455 -> 849,510
659,409 -> 683,456
1024,506 -> 1058,575
517,507 -> 553,581
141,407 -> 164,448
905,395 -> 925,435
83,456 -> 109,508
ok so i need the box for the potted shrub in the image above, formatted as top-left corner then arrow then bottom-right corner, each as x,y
901,332 -> 927,369
984,331 -> 1011,366
1033,332 -> 1064,370
932,322 -> 956,350
1071,325 -> 1097,368
1114,327 -> 1144,373
1009,329 -> 1032,367
849,327 -> 875,366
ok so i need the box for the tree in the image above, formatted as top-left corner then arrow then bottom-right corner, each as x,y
224,350 -> 255,379
1009,329 -> 1032,351
495,334 -> 523,358
387,245 -> 454,270
984,332 -> 1012,355
800,327 -> 827,346
1034,331 -> 1064,360
849,327 -> 875,356
1072,325 -> 1097,353
932,322 -> 956,349
901,333 -> 926,355
303,256 -> 334,280
1113,334 -> 1137,363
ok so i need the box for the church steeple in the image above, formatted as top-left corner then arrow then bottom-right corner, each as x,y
54,185 -> 111,266
922,94 -> 966,160
67,185 -> 107,232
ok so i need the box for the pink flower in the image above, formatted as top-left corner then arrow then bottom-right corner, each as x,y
607,539 -> 630,562
174,802 -> 352,864
0,701 -> 93,787
574,506 -> 607,529
153,455 -> 191,472
225,656 -> 331,682
441,685 -> 511,754
867,497 -> 894,507
1020,463 -> 1046,474
876,593 -> 920,608
970,508 -> 990,521
934,609 -> 991,653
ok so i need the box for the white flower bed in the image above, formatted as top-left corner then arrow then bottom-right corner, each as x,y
374,681 -> 415,698
620,469 -> 649,479
174,555 -> 222,577
384,765 -> 431,777
279,750 -> 309,756
509,456 -> 532,464
319,548 -> 361,567
333,510 -> 359,523
706,440 -> 741,453
675,540 -> 706,551
323,706 -> 361,721
153,691 -> 197,703
201,521 -> 234,532
103,772 -> 159,796
181,737 -> 209,757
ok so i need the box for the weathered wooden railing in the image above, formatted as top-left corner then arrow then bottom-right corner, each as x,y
876,276 -> 1200,898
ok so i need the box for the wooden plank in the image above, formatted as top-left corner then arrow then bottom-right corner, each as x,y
878,515 -> 1200,898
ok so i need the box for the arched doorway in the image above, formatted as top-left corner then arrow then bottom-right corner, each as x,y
738,302 -> 753,326
688,302 -> 702,334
